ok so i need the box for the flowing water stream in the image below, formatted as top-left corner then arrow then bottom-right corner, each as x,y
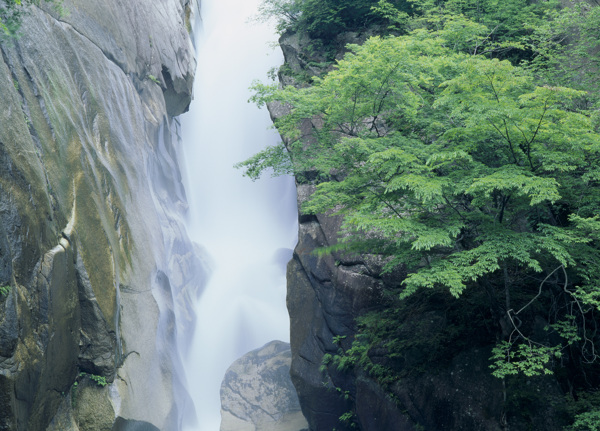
179,1 -> 297,430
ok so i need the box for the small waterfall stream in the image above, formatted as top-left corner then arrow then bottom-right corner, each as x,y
179,1 -> 298,430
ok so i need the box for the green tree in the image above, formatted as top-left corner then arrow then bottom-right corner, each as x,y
404,0 -> 561,63
240,20 -> 600,383
256,0 -> 415,40
524,2 -> 600,98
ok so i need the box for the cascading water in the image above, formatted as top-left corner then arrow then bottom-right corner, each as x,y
179,1 -> 298,430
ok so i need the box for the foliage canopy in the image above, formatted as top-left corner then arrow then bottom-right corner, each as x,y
256,0 -> 415,39
243,0 -> 600,427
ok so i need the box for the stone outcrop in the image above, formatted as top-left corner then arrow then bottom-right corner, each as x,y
284,191 -> 393,431
0,0 -> 205,429
220,341 -> 308,431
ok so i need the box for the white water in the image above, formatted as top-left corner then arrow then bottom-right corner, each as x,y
179,1 -> 297,430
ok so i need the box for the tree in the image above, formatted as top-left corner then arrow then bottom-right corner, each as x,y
524,1 -> 600,97
240,18 -> 600,388
256,0 -> 415,40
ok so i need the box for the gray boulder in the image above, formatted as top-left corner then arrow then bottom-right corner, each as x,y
220,341 -> 308,431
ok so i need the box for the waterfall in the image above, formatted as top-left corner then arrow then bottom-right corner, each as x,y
179,1 -> 298,430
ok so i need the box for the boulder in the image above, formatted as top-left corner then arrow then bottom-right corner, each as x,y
220,341 -> 308,431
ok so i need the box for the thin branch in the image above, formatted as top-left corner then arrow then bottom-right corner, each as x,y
497,194 -> 511,224
561,266 -> 599,364
443,195 -> 467,223
369,187 -> 403,219
513,265 -> 562,316
486,71 -> 501,102
473,24 -> 500,56
486,118 -> 520,165
372,62 -> 401,116
526,99 -> 550,168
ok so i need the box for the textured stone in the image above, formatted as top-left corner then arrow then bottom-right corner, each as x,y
76,252 -> 116,380
220,341 -> 308,431
0,0 -> 202,429
46,392 -> 79,431
74,378 -> 115,431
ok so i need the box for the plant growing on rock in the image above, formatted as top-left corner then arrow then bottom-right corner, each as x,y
0,0 -> 64,37
255,0 -> 415,40
79,372 -> 108,387
147,74 -> 161,85
240,7 -> 600,427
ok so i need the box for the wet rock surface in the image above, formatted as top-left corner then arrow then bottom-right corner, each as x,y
0,0 -> 204,429
220,341 -> 308,431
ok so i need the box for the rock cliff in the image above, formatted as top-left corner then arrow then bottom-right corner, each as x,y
0,0 -> 205,429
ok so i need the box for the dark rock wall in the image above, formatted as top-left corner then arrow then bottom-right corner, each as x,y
0,0 -> 204,429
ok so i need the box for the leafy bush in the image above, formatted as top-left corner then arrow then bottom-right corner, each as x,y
79,372 -> 108,387
257,0 -> 414,40
242,13 -> 600,382
246,1 -> 600,427
258,0 -> 557,54
569,410 -> 600,431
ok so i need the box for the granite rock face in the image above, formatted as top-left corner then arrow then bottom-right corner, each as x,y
0,0 -> 205,429
220,341 -> 308,431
